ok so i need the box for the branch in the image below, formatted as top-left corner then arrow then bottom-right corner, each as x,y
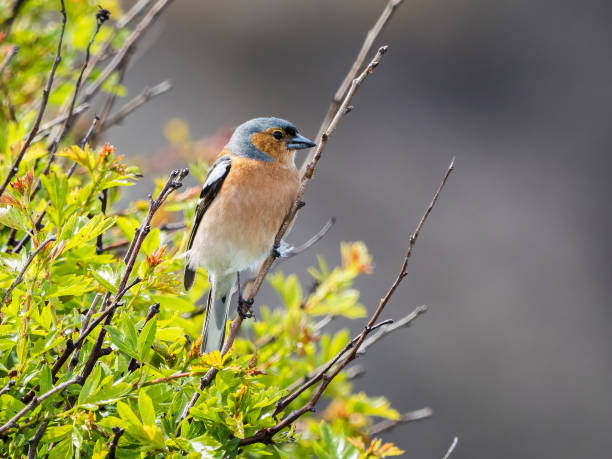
34,103 -> 90,141
0,237 -> 55,310
0,376 -> 82,435
273,319 -> 393,417
0,380 -> 15,396
26,419 -> 49,459
283,306 -> 427,396
180,45 -> 391,423
277,217 -> 335,261
443,437 -> 459,459
68,293 -> 104,370
0,45 -> 19,77
368,407 -> 433,436
0,0 -> 66,199
357,305 -> 428,355
238,159 -> 455,446
80,0 -> 174,104
98,80 -> 172,132
300,0 -> 405,177
42,7 -> 109,170
107,426 -> 124,459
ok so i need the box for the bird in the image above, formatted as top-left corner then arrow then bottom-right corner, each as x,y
184,117 -> 316,354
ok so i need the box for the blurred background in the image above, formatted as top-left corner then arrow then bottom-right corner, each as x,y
106,0 -> 612,457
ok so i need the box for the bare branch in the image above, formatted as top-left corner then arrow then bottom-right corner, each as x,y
443,437 -> 459,459
277,217 -> 336,261
0,237 -> 55,310
0,0 -> 66,199
80,0 -> 174,104
107,426 -> 124,459
98,80 -> 172,132
35,103 -> 90,140
0,380 -> 15,396
47,8 -> 108,155
300,0 -> 405,176
357,305 -> 428,355
0,45 -> 19,77
274,319 -> 393,417
27,419 -> 49,459
0,376 -> 82,434
368,407 -> 433,436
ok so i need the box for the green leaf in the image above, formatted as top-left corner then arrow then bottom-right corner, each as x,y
78,365 -> 101,406
0,207 -> 29,232
39,365 -> 52,394
116,401 -> 142,428
137,317 -> 157,363
138,389 -> 156,427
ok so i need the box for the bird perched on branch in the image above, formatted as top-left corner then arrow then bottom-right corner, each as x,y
184,117 -> 316,354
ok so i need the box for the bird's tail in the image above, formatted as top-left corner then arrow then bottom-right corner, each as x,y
201,273 -> 236,354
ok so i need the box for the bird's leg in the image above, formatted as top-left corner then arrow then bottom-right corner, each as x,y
236,271 -> 253,319
271,240 -> 294,259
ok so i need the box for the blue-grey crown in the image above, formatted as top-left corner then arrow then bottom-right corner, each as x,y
226,117 -> 297,161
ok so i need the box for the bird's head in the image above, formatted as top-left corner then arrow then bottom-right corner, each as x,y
226,117 -> 316,163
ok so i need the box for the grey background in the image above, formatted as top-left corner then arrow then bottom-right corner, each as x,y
107,0 -> 612,457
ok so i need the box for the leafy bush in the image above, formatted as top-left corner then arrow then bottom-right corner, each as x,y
0,1 -> 428,457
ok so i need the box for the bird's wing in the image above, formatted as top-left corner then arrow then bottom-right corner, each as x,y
186,155 -> 232,253
184,156 -> 231,290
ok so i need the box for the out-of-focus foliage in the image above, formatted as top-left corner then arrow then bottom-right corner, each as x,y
0,0 -> 124,128
0,1 -> 407,457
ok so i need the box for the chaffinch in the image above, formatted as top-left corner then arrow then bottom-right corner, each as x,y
184,117 -> 316,353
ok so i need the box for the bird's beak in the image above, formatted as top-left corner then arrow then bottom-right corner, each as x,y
287,133 -> 316,150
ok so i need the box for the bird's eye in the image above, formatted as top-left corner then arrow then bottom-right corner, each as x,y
272,130 -> 283,140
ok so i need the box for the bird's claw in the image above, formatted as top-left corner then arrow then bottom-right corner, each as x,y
238,297 -> 254,319
271,240 -> 294,259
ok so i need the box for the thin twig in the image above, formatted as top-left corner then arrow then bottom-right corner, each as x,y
80,0 -> 174,104
27,419 -> 49,459
98,80 -> 172,132
0,380 -> 15,396
0,376 -> 82,434
47,8 -> 109,158
0,45 -> 19,77
96,189 -> 108,254
284,306 -> 426,395
0,0 -> 66,199
357,305 -> 428,355
34,103 -> 89,140
81,0 -> 154,84
107,426 -> 124,459
0,237 -> 55,310
274,319 -> 393,417
68,293 -> 105,370
300,0 -> 405,177
277,217 -> 336,261
368,407 -> 433,436
442,437 -> 459,459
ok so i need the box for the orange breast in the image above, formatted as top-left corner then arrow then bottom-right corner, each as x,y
198,154 -> 299,269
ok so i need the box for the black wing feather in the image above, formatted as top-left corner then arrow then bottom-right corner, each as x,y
184,156 -> 231,290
